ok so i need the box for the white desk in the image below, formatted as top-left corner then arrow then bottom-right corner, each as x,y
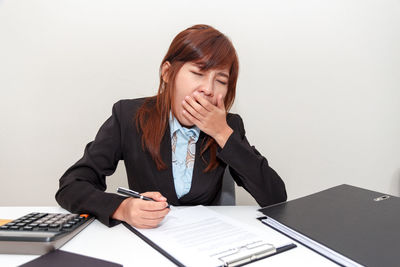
0,206 -> 337,267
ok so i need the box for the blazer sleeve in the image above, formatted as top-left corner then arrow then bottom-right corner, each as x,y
55,101 -> 127,227
217,114 -> 287,207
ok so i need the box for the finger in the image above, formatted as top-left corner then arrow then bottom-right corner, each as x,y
182,109 -> 201,126
139,199 -> 169,211
135,222 -> 159,229
193,92 -> 214,111
140,219 -> 164,228
139,210 -> 168,227
141,191 -> 167,202
140,209 -> 169,220
137,224 -> 153,229
182,98 -> 203,120
184,95 -> 207,116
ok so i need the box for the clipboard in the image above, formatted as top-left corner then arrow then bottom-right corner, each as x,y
211,241 -> 296,267
123,222 -> 185,267
122,206 -> 296,267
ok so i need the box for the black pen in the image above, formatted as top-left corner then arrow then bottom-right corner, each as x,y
275,243 -> 297,254
117,187 -> 170,208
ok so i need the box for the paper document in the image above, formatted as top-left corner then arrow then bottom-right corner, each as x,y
136,206 -> 293,267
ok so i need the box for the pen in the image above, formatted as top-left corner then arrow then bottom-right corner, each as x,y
117,187 -> 170,208
275,243 -> 297,254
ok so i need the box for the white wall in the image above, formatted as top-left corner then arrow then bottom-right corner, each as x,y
0,0 -> 399,206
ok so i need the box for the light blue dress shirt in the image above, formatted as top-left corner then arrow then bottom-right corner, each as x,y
169,113 -> 200,199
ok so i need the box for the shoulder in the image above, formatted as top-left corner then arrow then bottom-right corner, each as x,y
111,97 -> 149,117
108,97 -> 151,128
114,97 -> 147,113
226,112 -> 243,126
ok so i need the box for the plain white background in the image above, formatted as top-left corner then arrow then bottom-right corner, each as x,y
0,0 -> 399,206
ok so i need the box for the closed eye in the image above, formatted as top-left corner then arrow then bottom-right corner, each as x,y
217,80 -> 227,85
191,71 -> 203,76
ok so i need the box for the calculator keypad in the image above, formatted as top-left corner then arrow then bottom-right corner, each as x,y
0,212 -> 89,232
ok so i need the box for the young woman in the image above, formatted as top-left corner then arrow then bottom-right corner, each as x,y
56,24 -> 287,229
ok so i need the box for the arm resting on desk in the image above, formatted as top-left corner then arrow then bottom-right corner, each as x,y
218,114 -> 287,207
55,102 -> 127,227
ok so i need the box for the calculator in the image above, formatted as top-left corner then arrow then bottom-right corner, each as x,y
0,212 -> 94,255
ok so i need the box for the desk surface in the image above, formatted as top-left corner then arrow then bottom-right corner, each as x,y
0,206 -> 337,267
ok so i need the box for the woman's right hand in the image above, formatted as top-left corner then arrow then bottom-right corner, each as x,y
112,192 -> 170,229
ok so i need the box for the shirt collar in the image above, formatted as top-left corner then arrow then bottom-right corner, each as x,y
169,112 -> 200,141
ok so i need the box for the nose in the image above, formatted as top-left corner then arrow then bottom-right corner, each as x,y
198,76 -> 214,97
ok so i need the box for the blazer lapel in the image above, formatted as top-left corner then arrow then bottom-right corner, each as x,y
179,132 -> 210,203
158,124 -> 180,205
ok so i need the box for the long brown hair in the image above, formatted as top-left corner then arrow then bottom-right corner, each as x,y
136,24 -> 239,171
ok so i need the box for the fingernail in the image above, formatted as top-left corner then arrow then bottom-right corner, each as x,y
161,196 -> 167,201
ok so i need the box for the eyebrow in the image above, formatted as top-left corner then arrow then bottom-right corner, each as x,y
217,72 -> 229,79
192,62 -> 229,79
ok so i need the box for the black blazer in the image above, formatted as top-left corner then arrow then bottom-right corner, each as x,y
55,98 -> 287,226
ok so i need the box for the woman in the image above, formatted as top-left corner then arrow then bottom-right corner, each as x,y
55,24 -> 287,229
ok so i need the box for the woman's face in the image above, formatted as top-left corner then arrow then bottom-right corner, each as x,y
169,62 -> 230,127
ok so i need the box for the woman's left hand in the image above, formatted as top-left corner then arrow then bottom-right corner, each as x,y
182,91 -> 233,148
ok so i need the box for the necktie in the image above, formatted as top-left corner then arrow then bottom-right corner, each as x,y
171,132 -> 196,168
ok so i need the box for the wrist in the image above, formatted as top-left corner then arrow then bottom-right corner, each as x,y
111,197 -> 129,221
215,126 -> 233,148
